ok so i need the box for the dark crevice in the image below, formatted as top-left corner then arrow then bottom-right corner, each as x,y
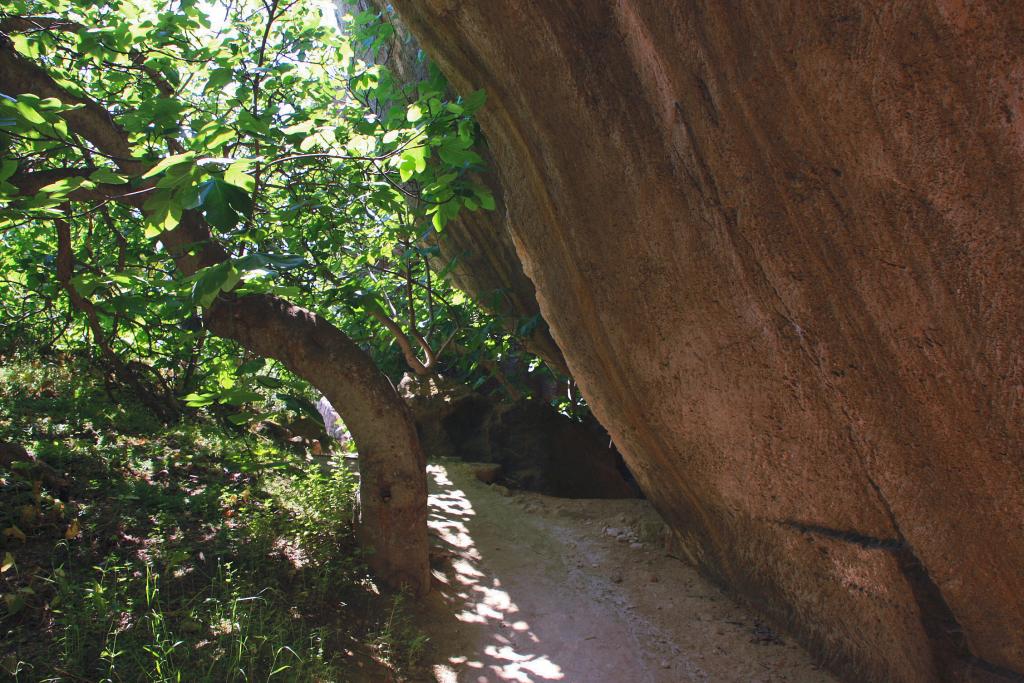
958,655 -> 1024,679
961,657 -> 1024,682
870,478 -> 1018,681
891,542 -> 972,679
777,519 -> 903,549
860,474 -> 975,680
889,542 -> 1024,682
861,473 -> 978,680
779,516 -> 1024,680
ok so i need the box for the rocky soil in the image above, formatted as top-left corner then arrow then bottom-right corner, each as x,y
414,462 -> 835,682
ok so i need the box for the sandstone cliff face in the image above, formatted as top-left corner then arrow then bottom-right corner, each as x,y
387,3 -> 1024,681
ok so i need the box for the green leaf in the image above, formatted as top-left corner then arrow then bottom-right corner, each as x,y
205,67 -> 234,92
70,274 -> 103,298
179,183 -> 204,210
224,161 -> 255,192
406,103 -> 424,123
184,392 -> 217,407
259,254 -> 305,270
190,261 -> 238,308
281,120 -> 315,136
218,388 -> 263,405
237,109 -> 270,135
88,168 -> 129,185
398,145 -> 428,182
266,285 -> 300,297
476,187 -> 496,211
462,89 -> 487,114
205,128 -> 237,149
0,160 -> 17,183
236,359 -> 267,375
276,393 -> 321,422
15,99 -> 46,125
232,253 -> 304,289
155,166 -> 196,189
221,265 -> 242,294
142,192 -> 183,237
142,152 -> 196,179
438,140 -> 482,167
39,176 -> 92,196
197,178 -> 251,229
4,591 -> 26,616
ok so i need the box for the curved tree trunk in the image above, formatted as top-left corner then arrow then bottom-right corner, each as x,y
158,222 -> 431,596
207,295 -> 429,594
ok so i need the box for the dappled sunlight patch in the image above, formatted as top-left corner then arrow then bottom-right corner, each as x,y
482,645 -> 566,683
425,464 -> 566,681
271,536 -> 309,569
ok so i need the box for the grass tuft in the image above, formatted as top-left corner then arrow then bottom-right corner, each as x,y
0,356 -> 426,681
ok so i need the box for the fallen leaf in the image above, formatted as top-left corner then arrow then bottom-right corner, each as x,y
64,519 -> 80,540
3,526 -> 26,543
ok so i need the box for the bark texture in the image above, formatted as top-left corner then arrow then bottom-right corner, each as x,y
387,2 -> 1024,680
207,295 -> 429,593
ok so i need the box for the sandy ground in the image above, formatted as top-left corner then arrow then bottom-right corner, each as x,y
413,461 -> 838,683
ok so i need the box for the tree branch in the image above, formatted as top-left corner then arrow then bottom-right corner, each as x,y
0,16 -> 83,34
1,16 -> 176,98
0,36 -> 144,174
367,307 -> 431,375
8,169 -> 147,206
54,206 -> 178,420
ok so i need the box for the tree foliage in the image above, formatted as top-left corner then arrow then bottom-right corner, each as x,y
0,0 -> 528,424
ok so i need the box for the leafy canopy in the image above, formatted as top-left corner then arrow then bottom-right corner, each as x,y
0,0 -> 547,421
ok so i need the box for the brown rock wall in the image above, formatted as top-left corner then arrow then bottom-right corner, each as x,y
388,2 -> 1024,680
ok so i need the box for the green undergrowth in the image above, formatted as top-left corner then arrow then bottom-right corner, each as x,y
0,356 -> 426,681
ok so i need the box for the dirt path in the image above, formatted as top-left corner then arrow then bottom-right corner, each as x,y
413,461 -> 837,683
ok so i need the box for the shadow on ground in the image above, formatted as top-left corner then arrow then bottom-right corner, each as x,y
413,462 -> 837,683
420,464 -> 568,682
